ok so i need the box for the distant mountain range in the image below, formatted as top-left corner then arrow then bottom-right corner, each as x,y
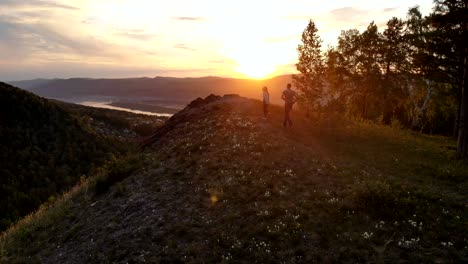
8,75 -> 293,105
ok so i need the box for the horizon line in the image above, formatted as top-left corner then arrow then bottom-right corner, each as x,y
6,73 -> 296,83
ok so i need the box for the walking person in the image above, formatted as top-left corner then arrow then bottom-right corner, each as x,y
281,83 -> 297,127
262,86 -> 270,118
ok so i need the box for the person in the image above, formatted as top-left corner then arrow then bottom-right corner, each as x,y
281,83 -> 297,127
262,86 -> 270,118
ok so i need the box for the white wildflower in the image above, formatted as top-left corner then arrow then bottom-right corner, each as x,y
362,232 -> 373,239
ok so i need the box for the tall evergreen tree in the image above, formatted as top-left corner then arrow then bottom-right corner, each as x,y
405,7 -> 435,130
355,22 -> 383,119
380,17 -> 408,124
331,29 -> 362,115
293,20 -> 325,112
431,0 -> 468,158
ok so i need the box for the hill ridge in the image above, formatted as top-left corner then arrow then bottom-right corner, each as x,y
1,93 -> 467,263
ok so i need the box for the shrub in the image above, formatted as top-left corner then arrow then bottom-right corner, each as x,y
350,179 -> 401,219
95,155 -> 143,195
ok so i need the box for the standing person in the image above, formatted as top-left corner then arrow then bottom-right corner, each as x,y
262,86 -> 270,118
281,83 -> 297,127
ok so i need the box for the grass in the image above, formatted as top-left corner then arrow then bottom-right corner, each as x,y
0,177 -> 87,263
0,153 -> 145,263
94,155 -> 144,195
1,97 -> 466,263
139,101 -> 466,262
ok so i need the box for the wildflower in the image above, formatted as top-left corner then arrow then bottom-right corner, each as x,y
375,221 -> 385,229
362,232 -> 373,239
397,237 -> 420,248
284,169 -> 294,176
408,219 -> 418,228
441,241 -> 454,247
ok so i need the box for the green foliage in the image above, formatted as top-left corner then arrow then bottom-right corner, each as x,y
350,179 -> 403,219
293,19 -> 325,110
0,82 -> 123,231
133,123 -> 156,136
312,2 -> 467,138
94,155 -> 143,195
54,99 -> 165,136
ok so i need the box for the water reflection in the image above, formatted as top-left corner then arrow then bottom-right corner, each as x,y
80,101 -> 173,116
54,96 -> 175,116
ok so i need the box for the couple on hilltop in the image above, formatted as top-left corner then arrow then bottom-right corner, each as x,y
262,83 -> 297,127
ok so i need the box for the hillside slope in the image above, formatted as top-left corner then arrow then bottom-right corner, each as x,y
0,82 -> 121,230
2,95 -> 467,263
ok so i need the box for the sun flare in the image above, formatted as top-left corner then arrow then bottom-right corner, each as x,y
227,45 -> 282,79
236,62 -> 276,79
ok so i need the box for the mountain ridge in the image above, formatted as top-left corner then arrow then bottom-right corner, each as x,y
8,75 -> 294,105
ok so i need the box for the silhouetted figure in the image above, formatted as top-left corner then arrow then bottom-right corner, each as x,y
281,83 -> 297,127
262,86 -> 270,118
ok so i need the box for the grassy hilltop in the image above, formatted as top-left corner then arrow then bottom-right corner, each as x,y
1,94 -> 467,263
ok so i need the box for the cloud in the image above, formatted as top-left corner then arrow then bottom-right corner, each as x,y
0,0 -> 79,10
383,7 -> 398,13
0,15 -> 121,62
115,30 -> 155,41
0,61 -> 220,81
174,44 -> 196,51
172,16 -> 204,21
329,7 -> 368,22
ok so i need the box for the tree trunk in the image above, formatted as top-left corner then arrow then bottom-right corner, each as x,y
412,82 -> 433,130
361,92 -> 368,119
382,61 -> 392,125
454,85 -> 462,138
457,46 -> 468,159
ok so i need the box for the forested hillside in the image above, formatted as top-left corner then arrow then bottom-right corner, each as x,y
0,82 -> 123,230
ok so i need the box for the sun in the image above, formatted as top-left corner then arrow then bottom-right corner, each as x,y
236,61 -> 276,79
227,46 -> 280,79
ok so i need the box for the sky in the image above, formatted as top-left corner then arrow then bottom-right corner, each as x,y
0,0 -> 434,81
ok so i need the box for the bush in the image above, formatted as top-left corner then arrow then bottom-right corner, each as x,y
350,179 -> 402,219
133,123 -> 157,136
95,155 -> 143,195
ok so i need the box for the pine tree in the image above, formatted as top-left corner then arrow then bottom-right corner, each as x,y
431,0 -> 468,158
293,20 -> 325,113
380,17 -> 408,124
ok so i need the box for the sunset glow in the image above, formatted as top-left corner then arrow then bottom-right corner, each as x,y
0,0 -> 433,81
